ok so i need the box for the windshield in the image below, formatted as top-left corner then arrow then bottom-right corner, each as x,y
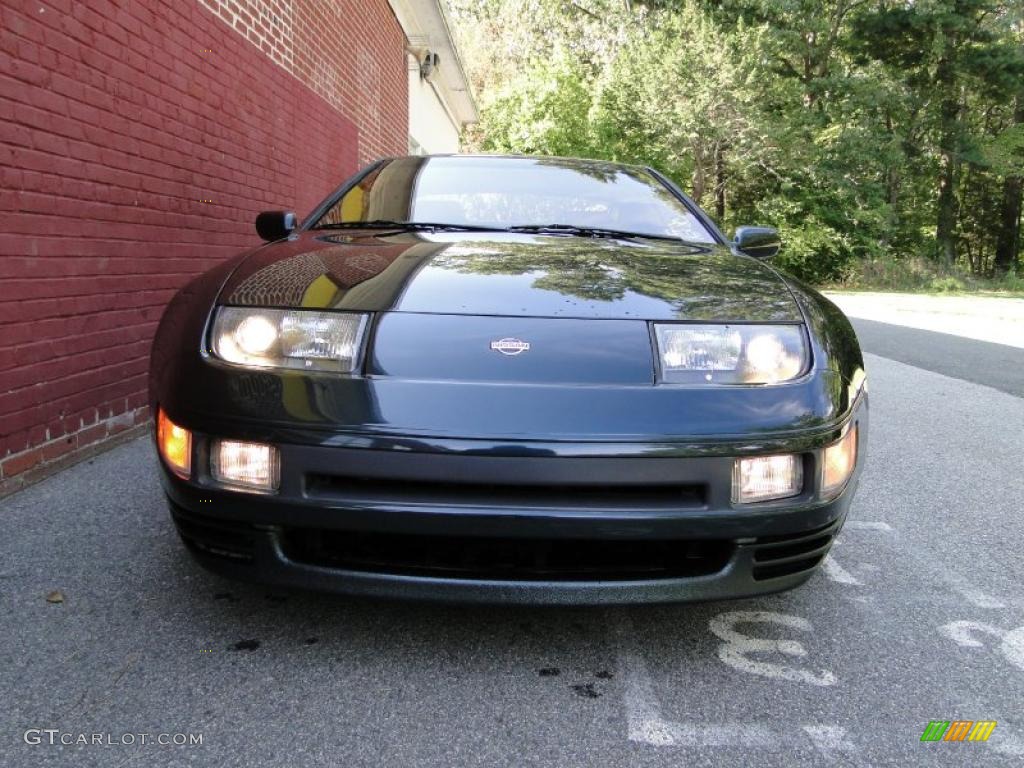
312,156 -> 717,243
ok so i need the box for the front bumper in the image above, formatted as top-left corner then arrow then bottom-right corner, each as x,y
157,395 -> 866,605
168,501 -> 848,604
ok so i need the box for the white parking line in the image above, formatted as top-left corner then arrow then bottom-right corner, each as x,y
821,553 -> 862,585
843,520 -> 893,532
924,570 -> 1006,609
956,587 -> 1007,610
616,629 -> 776,747
992,733 -> 1024,757
843,519 -> 1008,608
610,611 -> 859,757
802,725 -> 860,760
611,611 -> 777,747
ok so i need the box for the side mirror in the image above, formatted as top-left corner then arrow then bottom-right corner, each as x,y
733,226 -> 780,259
255,211 -> 297,242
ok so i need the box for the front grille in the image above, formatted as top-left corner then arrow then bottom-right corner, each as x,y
749,520 -> 839,580
281,528 -> 733,582
305,473 -> 706,511
170,504 -> 255,563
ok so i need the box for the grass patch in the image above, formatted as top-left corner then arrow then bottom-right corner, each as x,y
820,257 -> 1024,297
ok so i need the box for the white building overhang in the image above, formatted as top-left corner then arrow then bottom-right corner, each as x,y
389,0 -> 479,130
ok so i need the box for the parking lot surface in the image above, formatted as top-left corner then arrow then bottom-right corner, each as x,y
3,324 -> 1024,767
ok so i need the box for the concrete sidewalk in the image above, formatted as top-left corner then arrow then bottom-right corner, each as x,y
824,291 -> 1024,349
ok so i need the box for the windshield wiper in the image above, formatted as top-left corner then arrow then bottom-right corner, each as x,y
505,224 -> 681,242
313,220 -> 690,243
313,220 -> 507,233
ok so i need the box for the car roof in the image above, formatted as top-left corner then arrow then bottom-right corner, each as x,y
386,153 -> 652,174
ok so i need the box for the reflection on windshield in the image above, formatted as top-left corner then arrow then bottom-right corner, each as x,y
315,156 -> 716,243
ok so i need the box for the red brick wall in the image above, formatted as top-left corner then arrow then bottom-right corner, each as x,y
0,0 -> 409,492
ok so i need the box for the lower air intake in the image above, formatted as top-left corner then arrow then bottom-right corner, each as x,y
170,504 -> 255,563
281,529 -> 733,582
750,519 -> 841,581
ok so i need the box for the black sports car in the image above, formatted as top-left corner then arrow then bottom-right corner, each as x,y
150,154 -> 867,604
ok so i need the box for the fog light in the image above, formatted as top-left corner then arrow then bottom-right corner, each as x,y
157,408 -> 191,479
732,454 -> 802,504
822,424 -> 858,498
211,440 -> 279,492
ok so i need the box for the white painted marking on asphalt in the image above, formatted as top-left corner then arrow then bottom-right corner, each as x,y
840,512 -> 1009,607
802,725 -> 859,760
925,568 -> 1006,608
842,520 -> 893,532
652,724 -> 778,747
992,733 -> 1024,756
956,586 -> 1006,610
942,621 -> 987,648
941,621 -> 1024,671
821,553 -> 862,585
929,565 -> 1007,608
708,611 -> 837,686
610,612 -> 856,752
854,520 -> 1008,608
616,624 -> 680,746
613,613 -> 706,745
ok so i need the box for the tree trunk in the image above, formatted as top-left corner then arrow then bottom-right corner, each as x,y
993,175 -> 1022,276
714,143 -> 726,221
994,97 -> 1023,276
931,3 -> 967,267
691,142 -> 707,206
935,146 -> 959,266
934,86 -> 960,267
884,114 -> 899,207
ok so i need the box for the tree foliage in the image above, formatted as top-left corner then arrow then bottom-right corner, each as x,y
448,0 -> 1024,282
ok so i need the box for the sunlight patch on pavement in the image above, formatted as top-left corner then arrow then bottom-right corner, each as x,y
824,292 -> 1024,349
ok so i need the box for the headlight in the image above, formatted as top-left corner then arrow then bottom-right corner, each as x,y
654,324 -> 807,384
211,307 -> 367,372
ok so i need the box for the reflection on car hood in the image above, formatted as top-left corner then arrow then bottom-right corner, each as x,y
217,231 -> 802,322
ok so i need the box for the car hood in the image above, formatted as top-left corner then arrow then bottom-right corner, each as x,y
217,231 -> 802,322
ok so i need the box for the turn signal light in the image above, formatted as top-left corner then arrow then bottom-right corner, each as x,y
822,424 -> 858,498
157,408 -> 192,479
211,439 -> 279,492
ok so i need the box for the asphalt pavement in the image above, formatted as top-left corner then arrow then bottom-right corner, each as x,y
3,320 -> 1024,767
848,318 -> 1024,398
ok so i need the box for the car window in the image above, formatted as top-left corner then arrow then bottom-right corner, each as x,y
314,156 -> 716,243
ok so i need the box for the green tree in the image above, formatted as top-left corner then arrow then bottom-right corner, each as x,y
477,54 -> 597,157
854,0 -> 1024,268
449,0 -> 1024,282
